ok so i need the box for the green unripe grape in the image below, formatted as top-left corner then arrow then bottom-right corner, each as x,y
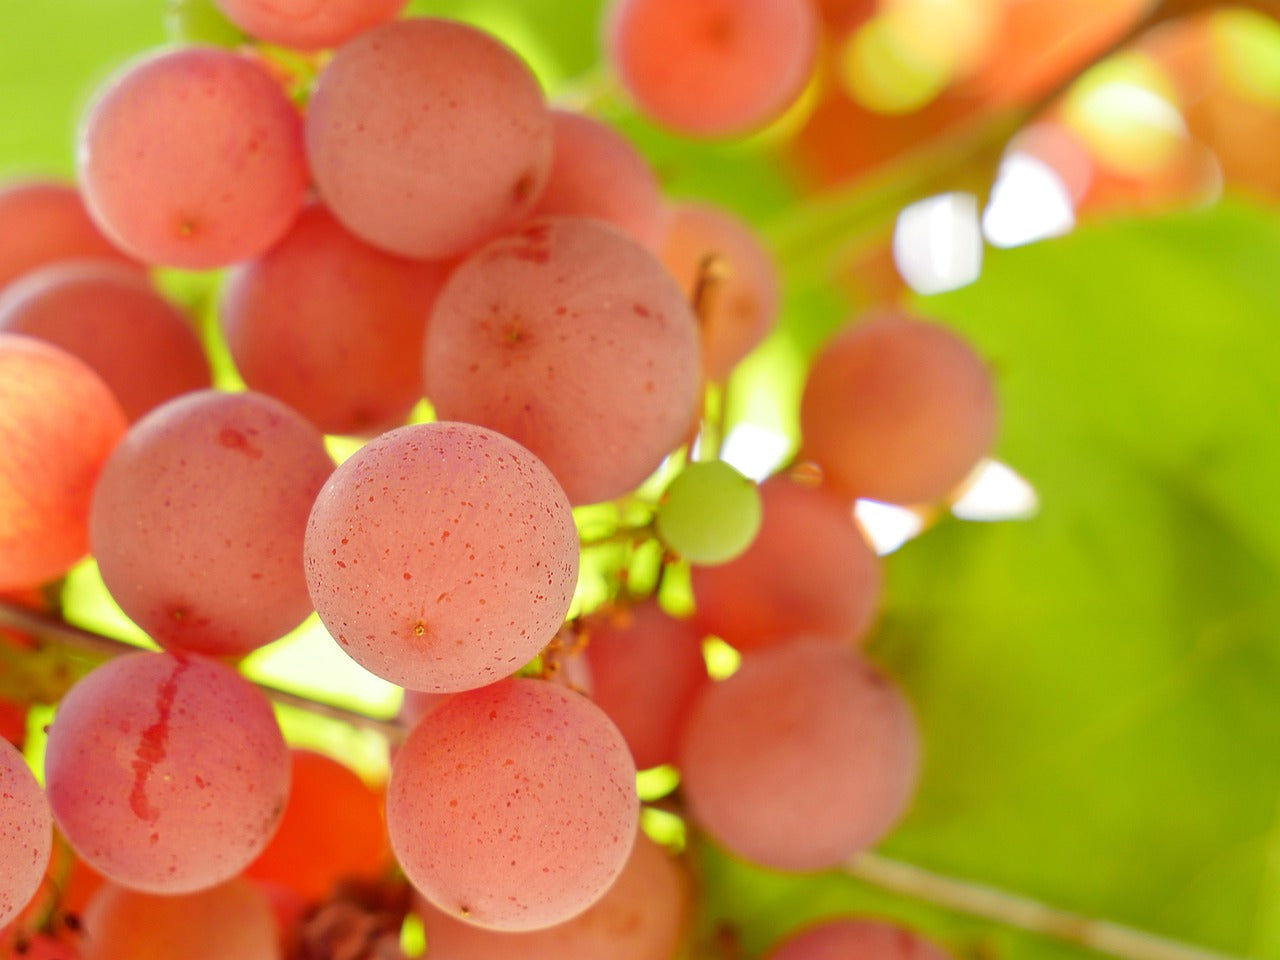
657,460 -> 763,565
165,0 -> 246,47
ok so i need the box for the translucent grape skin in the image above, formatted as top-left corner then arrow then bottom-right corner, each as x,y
245,749 -> 389,901
425,218 -> 702,506
221,204 -> 450,436
307,18 -> 552,260
0,334 -> 127,590
388,678 -> 639,931
660,202 -> 781,382
304,422 -> 579,693
0,261 -> 211,421
656,460 -> 763,565
0,740 -> 51,930
417,830 -> 689,960
764,919 -> 953,960
607,0 -> 818,138
678,639 -> 920,872
0,180 -> 138,292
90,390 -> 334,657
44,652 -> 290,894
213,0 -> 407,51
82,878 -> 280,960
800,313 -> 999,505
690,475 -> 881,653
79,47 -> 308,268
582,601 -> 709,770
532,110 -> 664,249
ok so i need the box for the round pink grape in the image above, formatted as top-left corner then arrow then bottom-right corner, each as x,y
304,421 -> 579,692
388,678 -> 638,931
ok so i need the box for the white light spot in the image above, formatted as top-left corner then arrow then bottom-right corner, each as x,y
854,499 -> 926,555
720,424 -> 793,481
893,191 -> 983,294
951,458 -> 1039,521
983,154 -> 1076,248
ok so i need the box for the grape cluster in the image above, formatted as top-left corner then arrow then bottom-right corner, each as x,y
0,1 -> 998,958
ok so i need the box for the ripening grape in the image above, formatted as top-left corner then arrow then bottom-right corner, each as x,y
245,750 -> 389,901
0,739 -> 51,929
81,878 -> 280,960
582,601 -> 708,770
0,261 -> 210,421
764,919 -> 953,960
660,202 -> 781,382
0,180 -> 137,292
91,390 -> 332,656
0,335 -> 126,590
221,204 -> 449,436
800,313 -> 998,505
400,689 -> 451,728
678,639 -> 920,871
388,678 -> 638,931
78,47 -> 307,268
532,111 -> 664,249
307,18 -> 552,259
44,652 -> 290,894
304,422 -> 579,692
657,460 -> 762,565
425,218 -> 702,505
418,830 -> 690,960
607,0 -> 818,137
690,475 -> 881,652
213,0 -> 407,51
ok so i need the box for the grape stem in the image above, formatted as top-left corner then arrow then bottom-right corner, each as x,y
0,599 -> 1243,960
844,853 -> 1244,960
0,601 -> 406,743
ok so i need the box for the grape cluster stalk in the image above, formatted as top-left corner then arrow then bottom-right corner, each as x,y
0,1 -> 1240,960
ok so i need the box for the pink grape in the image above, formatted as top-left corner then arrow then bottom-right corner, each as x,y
418,830 -> 689,960
44,651 -> 290,894
800,313 -> 999,505
0,334 -> 127,590
678,639 -> 920,871
607,0 -> 818,137
388,678 -> 638,931
690,475 -> 881,652
425,218 -> 702,505
660,202 -> 780,381
307,18 -> 552,260
221,204 -> 450,436
213,0 -> 407,51
0,261 -> 210,422
82,878 -> 280,960
531,110 -> 663,249
304,422 -> 578,692
79,47 -> 307,268
90,390 -> 333,657
0,739 -> 51,929
765,919 -> 953,960
583,601 -> 709,770
0,180 -> 138,291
